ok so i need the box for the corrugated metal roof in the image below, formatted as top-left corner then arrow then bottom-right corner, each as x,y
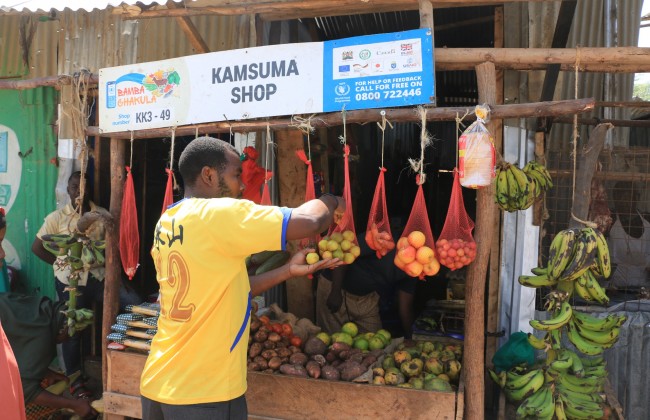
0,1 -> 142,13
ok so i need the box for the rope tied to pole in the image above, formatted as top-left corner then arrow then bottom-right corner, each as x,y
292,114 -> 316,162
409,106 -> 432,185
376,110 -> 393,170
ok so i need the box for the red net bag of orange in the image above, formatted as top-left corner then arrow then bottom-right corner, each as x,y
319,145 -> 359,265
161,168 -> 174,214
120,166 -> 140,279
436,171 -> 476,271
395,175 -> 439,279
296,149 -> 320,248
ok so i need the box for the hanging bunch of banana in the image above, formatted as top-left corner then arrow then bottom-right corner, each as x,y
41,233 -> 105,336
566,311 -> 627,356
519,227 -> 611,305
494,160 -> 553,212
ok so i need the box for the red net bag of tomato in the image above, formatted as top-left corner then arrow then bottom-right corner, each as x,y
436,171 -> 476,271
120,166 -> 140,279
296,149 -> 320,248
366,168 -> 394,258
395,175 -> 439,279
319,145 -> 359,265
260,173 -> 272,206
458,105 -> 496,188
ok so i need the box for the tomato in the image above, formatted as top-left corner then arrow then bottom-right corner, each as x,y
281,323 -> 293,336
290,336 -> 302,347
259,315 -> 271,326
271,323 -> 283,334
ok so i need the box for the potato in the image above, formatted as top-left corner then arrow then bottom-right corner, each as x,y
258,325 -> 271,334
247,362 -> 261,371
304,337 -> 328,356
276,347 -> 292,358
253,330 -> 268,343
331,360 -> 342,368
348,353 -> 364,364
289,352 -> 309,366
321,365 -> 340,381
279,363 -> 308,377
268,332 -> 282,342
280,356 -> 289,364
253,356 -> 268,370
361,355 -> 378,369
249,317 -> 262,333
306,361 -> 321,379
261,349 -> 278,360
310,354 -> 327,367
262,368 -> 274,374
268,356 -> 283,370
325,351 -> 337,363
338,350 -> 350,360
330,342 -> 351,355
288,346 -> 301,354
275,340 -> 287,349
249,342 -> 263,359
262,340 -> 276,350
340,361 -> 366,382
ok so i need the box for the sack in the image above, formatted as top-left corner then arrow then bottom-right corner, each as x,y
241,146 -> 268,204
437,171 -> 477,271
322,145 -> 358,265
120,166 -> 140,279
395,176 -> 438,279
366,167 -> 394,258
458,106 -> 495,188
161,168 -> 174,215
296,150 -> 320,248
492,331 -> 535,373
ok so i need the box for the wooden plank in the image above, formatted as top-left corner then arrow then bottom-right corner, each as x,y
166,1 -> 210,54
553,115 -> 650,127
464,61 -> 498,420
112,0 -> 552,21
103,138 -> 125,391
85,98 -> 596,140
419,0 -> 434,29
274,129 -> 313,320
548,168 -> 650,182
604,379 -> 624,420
104,392 -> 142,419
246,372 -> 458,420
107,350 -> 148,396
532,131 -> 545,226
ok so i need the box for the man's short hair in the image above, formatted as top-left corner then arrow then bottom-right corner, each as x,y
179,136 -> 238,186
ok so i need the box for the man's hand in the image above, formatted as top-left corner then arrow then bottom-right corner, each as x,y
288,248 -> 344,278
43,369 -> 69,387
326,288 -> 344,313
72,399 -> 98,419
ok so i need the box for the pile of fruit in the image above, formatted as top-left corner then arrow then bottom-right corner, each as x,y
314,230 -> 360,264
365,223 -> 396,258
373,340 -> 462,391
327,322 -> 392,351
490,226 -> 623,419
495,160 -> 553,212
394,231 -> 440,278
435,238 -> 477,271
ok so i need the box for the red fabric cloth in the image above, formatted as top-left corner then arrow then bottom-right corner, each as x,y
161,168 -> 174,215
0,321 -> 26,420
296,150 -> 320,248
120,167 -> 140,279
241,146 -> 270,204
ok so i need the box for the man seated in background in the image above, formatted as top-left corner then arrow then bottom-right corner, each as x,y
316,230 -> 417,337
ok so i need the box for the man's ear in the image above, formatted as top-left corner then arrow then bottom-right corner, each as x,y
200,166 -> 217,186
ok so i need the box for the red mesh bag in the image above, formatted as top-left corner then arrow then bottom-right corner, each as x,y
320,145 -> 358,265
296,150 -> 320,248
366,167 -> 395,258
120,166 -> 140,280
242,146 -> 268,204
260,173 -> 272,206
161,168 -> 174,215
436,171 -> 476,271
395,175 -> 438,279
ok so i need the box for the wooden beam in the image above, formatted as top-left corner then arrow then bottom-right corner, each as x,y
102,138 -> 126,391
568,124 -> 613,229
548,169 -> 650,182
464,61 -> 498,420
596,100 -> 650,108
86,98 -> 595,139
419,0 -> 434,29
112,0 -> 552,21
1,47 -> 650,92
552,116 -> 650,127
167,1 -> 210,53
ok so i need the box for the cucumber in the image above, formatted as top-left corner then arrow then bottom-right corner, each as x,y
255,251 -> 290,275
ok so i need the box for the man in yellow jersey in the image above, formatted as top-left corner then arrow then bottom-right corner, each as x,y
141,136 -> 344,419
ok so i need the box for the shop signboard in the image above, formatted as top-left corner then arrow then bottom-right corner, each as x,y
99,29 -> 434,133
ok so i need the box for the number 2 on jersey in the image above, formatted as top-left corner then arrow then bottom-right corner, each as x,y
160,251 -> 195,322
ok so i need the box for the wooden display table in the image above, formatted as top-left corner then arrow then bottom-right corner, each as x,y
104,350 -> 464,419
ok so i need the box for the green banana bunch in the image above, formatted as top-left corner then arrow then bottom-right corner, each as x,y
504,368 -> 545,401
559,228 -> 598,282
527,333 -> 549,351
547,229 -> 578,281
554,396 -> 568,420
518,273 -> 557,288
523,160 -> 553,197
566,320 -> 617,356
494,162 -> 542,212
559,394 -> 608,419
573,311 -> 626,332
549,348 -> 573,371
583,269 -> 610,305
515,384 -> 554,419
41,234 -> 79,257
488,369 -> 507,388
530,301 -> 572,331
591,228 -> 612,278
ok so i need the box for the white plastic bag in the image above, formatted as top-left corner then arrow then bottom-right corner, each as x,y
458,105 -> 495,188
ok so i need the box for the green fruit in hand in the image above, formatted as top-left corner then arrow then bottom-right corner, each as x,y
330,232 -> 344,243
305,252 -> 320,264
332,249 -> 345,260
341,322 -> 359,338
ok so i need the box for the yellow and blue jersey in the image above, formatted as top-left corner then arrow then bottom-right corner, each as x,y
140,197 -> 291,404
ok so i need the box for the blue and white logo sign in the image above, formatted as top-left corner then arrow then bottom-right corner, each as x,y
323,28 -> 434,112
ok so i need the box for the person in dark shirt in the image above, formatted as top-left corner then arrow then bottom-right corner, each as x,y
315,230 -> 417,337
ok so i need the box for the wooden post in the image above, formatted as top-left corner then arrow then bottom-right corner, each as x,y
274,130 -> 312,319
419,0 -> 433,29
464,61 -> 498,420
567,123 -> 613,229
103,138 -> 126,391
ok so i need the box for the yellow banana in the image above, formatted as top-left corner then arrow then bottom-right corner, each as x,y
554,396 -> 568,420
518,273 -> 557,288
529,301 -> 572,331
591,228 -> 611,278
527,333 -> 548,350
547,229 -> 576,280
584,271 -> 610,305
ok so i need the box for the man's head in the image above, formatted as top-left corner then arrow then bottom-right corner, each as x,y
613,181 -> 641,214
178,136 -> 244,199
67,171 -> 89,208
